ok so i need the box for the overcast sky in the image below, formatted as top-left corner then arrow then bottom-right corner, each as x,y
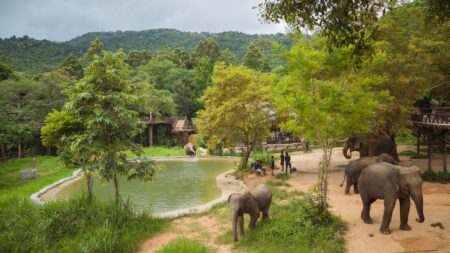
0,0 -> 287,41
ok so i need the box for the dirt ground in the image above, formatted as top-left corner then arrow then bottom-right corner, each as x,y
140,146 -> 450,253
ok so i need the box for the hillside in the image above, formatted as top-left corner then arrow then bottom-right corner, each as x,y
0,29 -> 289,74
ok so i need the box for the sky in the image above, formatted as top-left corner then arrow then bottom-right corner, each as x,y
0,0 -> 287,42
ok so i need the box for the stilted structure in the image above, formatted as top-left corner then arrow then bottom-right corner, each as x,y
143,116 -> 196,146
411,107 -> 450,172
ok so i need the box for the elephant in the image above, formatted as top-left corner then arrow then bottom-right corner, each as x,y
340,153 -> 398,195
343,135 -> 400,162
358,162 -> 425,235
184,143 -> 196,156
228,184 -> 272,241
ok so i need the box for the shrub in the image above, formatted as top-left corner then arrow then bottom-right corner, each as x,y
156,238 -> 214,253
421,171 -> 450,183
0,195 -> 167,253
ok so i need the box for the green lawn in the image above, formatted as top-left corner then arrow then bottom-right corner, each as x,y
141,146 -> 185,157
0,156 -> 74,198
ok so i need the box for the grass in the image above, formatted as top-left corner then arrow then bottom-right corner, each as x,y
0,194 -> 167,253
140,146 -> 185,157
155,238 -> 214,253
421,171 -> 450,183
396,135 -> 417,145
0,156 -> 74,198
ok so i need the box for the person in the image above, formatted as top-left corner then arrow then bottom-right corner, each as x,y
280,151 -> 285,171
253,160 -> 265,176
270,155 -> 275,177
285,152 -> 292,174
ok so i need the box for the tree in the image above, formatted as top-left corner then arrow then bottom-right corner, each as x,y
82,38 -> 104,65
62,50 -> 158,201
0,58 -> 13,81
60,54 -> 83,79
273,36 -> 389,208
192,38 -> 221,64
243,42 -> 271,72
196,63 -> 274,169
218,49 -> 238,66
258,0 -> 398,60
125,50 -> 152,68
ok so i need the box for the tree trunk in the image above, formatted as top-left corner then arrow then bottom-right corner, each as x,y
86,173 -> 93,201
18,139 -> 22,158
113,174 -> 120,202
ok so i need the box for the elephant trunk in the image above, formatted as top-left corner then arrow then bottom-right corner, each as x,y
232,211 -> 238,241
411,189 -> 425,223
343,141 -> 352,159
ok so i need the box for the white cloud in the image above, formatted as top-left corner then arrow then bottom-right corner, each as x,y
0,0 -> 287,41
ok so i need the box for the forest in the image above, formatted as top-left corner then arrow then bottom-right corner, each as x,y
0,29 -> 288,74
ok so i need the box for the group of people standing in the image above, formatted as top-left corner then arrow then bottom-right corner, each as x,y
279,151 -> 292,174
252,151 -> 293,177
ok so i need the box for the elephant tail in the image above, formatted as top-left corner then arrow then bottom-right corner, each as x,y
339,171 -> 346,187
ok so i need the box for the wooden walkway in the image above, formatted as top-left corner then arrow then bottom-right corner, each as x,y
411,108 -> 450,172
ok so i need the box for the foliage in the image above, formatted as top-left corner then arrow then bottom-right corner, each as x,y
421,170 -> 450,184
192,37 -> 221,64
60,50 -> 159,200
273,35 -> 389,206
82,38 -> 104,65
0,58 -> 13,81
125,50 -> 152,68
0,30 -> 288,74
0,195 -> 167,253
243,42 -> 271,72
59,54 -> 83,79
196,64 -> 274,169
155,238 -> 214,253
231,197 -> 345,253
0,155 -> 72,197
258,0 -> 397,60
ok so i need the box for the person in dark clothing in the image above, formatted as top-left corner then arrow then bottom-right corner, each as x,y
280,151 -> 285,171
270,155 -> 275,177
285,152 -> 292,174
253,160 -> 265,176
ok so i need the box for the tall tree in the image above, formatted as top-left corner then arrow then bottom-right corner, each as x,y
192,38 -> 221,64
273,36 -> 389,207
82,38 -> 104,65
243,42 -> 271,72
196,64 -> 274,169
258,0 -> 398,60
0,58 -> 13,81
125,50 -> 152,68
62,50 -> 158,201
60,54 -> 84,79
218,49 -> 238,66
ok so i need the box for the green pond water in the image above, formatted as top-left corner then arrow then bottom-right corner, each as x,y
55,158 -> 235,213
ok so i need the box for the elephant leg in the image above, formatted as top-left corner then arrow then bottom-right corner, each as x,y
232,212 -> 238,241
249,213 -> 260,229
399,197 -> 412,231
237,215 -> 244,237
380,199 -> 396,235
361,196 -> 375,224
262,201 -> 271,220
354,183 -> 359,194
345,181 -> 351,195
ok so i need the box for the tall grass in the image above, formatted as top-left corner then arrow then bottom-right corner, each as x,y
0,195 -> 167,253
140,146 -> 185,157
156,238 -> 214,253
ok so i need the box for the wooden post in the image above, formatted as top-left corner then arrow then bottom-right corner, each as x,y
428,130 -> 433,172
443,131 -> 448,173
416,130 -> 421,155
148,126 -> 153,146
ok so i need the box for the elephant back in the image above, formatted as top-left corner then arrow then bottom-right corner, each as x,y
359,162 -> 400,199
245,184 -> 272,210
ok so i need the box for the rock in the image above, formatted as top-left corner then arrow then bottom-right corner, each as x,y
431,222 -> 444,229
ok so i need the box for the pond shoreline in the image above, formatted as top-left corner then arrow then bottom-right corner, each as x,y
31,156 -> 245,217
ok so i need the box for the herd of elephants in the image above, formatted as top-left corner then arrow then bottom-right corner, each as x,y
227,134 -> 424,241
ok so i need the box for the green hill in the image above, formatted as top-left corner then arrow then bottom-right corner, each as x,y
0,29 -> 289,74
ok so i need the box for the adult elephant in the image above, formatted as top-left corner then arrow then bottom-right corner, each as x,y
340,153 -> 397,195
184,143 -> 196,156
343,135 -> 400,162
228,184 -> 272,241
358,162 -> 425,235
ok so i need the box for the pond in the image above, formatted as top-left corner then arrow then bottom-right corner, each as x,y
54,158 -> 236,214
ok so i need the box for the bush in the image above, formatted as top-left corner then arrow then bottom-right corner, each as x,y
156,238 -> 214,253
421,171 -> 450,183
233,197 -> 346,253
0,195 -> 167,253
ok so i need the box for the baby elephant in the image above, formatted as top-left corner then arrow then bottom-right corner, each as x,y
228,184 -> 272,241
340,153 -> 397,195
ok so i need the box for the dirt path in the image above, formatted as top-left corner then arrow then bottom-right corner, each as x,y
140,146 -> 450,253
